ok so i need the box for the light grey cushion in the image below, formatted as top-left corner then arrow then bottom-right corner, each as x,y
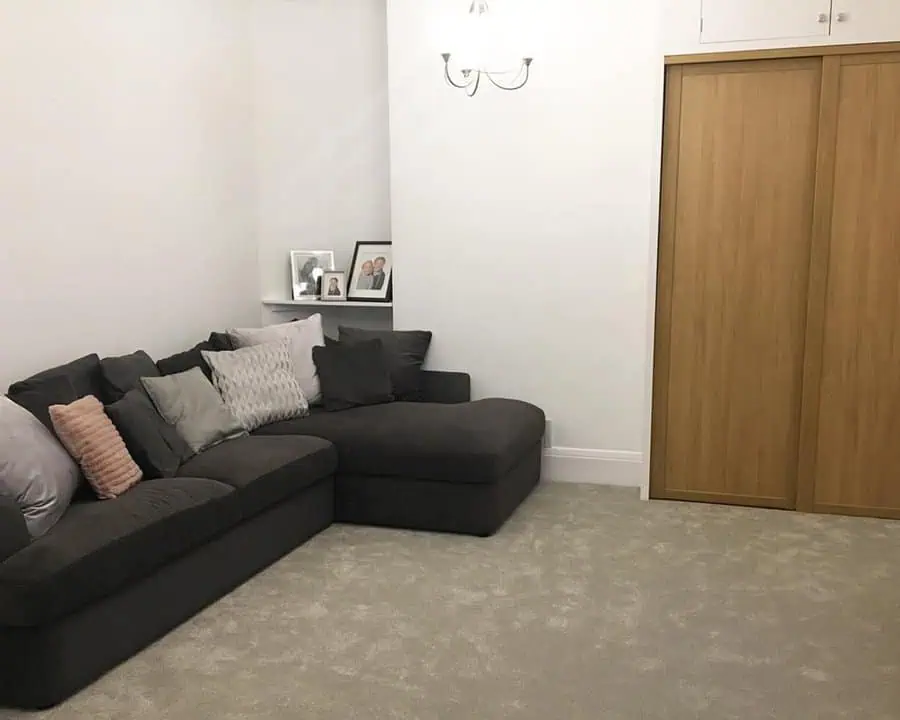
141,368 -> 246,454
228,314 -> 325,404
201,340 -> 308,432
0,396 -> 80,538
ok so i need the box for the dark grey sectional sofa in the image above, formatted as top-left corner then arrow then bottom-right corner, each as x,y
0,353 -> 544,709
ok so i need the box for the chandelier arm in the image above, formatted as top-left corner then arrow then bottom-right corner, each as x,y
466,70 -> 482,97
486,62 -> 531,91
444,61 -> 473,90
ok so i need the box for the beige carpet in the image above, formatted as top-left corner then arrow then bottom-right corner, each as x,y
9,483 -> 900,720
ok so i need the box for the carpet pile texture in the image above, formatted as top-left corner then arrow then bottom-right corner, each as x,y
10,483 -> 900,719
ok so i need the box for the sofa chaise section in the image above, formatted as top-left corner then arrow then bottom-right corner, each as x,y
256,396 -> 546,536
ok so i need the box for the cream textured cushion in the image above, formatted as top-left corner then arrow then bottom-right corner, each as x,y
0,396 -> 81,537
49,396 -> 142,500
202,340 -> 308,432
228,314 -> 325,403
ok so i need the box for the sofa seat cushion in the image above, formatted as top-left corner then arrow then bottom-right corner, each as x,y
0,478 -> 239,627
255,399 -> 546,484
177,435 -> 337,519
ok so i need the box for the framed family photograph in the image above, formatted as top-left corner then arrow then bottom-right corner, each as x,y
347,241 -> 393,302
290,250 -> 335,300
320,271 -> 347,302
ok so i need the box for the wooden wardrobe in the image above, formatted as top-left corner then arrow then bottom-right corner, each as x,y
651,43 -> 900,519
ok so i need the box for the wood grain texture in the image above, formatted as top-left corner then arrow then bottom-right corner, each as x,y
813,504 -> 900,522
812,53 -> 900,513
653,59 -> 821,505
683,57 -> 824,76
660,489 -> 794,510
649,66 -> 683,502
665,41 -> 900,66
840,52 -> 900,66
795,56 -> 842,513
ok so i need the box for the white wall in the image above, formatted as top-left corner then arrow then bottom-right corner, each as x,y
253,0 -> 392,332
0,1 -> 259,389
387,0 -> 664,490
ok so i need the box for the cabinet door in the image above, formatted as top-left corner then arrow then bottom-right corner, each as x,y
829,1 -> 900,43
700,0 -> 830,44
805,53 -> 900,519
651,59 -> 822,508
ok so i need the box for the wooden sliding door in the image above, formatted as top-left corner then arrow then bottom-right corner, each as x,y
799,52 -> 900,518
651,59 -> 823,507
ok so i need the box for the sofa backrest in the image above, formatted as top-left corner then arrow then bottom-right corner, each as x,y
7,354 -> 103,430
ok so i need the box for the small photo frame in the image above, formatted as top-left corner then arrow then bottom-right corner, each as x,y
320,271 -> 347,302
290,250 -> 335,300
347,241 -> 393,303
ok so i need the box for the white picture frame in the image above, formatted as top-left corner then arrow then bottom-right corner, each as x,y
320,271 -> 347,302
290,250 -> 335,300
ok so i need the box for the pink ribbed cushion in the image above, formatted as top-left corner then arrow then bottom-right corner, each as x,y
49,395 -> 142,499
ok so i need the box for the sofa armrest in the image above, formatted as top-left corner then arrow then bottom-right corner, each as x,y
0,496 -> 29,563
419,371 -> 471,404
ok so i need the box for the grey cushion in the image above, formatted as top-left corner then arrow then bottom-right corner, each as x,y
7,354 -> 103,430
99,351 -> 159,403
178,435 -> 337,519
0,477 -> 240,627
105,389 -> 194,479
255,398 -> 546,484
141,368 -> 245,454
0,396 -> 81,538
201,341 -> 308,432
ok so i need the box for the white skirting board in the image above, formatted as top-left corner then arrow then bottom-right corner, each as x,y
541,447 -> 648,497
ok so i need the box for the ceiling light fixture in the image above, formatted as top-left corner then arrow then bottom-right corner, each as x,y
441,0 -> 533,97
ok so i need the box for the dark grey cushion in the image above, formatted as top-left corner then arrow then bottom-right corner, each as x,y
100,351 -> 159,403
255,399 -> 545,484
105,389 -> 194,479
156,342 -> 215,380
420,371 -> 472,404
177,435 -> 337,519
338,327 -> 432,401
207,332 -> 235,352
0,478 -> 240,627
156,333 -> 234,381
7,354 -> 103,430
312,339 -> 394,412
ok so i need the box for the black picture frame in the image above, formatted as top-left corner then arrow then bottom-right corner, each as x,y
347,241 -> 393,303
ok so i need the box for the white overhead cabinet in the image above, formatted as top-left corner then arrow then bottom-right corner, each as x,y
829,0 -> 900,43
698,0 -> 900,46
700,0 -> 830,44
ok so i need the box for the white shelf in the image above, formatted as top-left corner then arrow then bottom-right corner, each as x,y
262,298 -> 393,309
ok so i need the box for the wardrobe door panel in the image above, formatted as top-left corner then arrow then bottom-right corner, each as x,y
812,53 -> 900,518
652,59 -> 821,507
